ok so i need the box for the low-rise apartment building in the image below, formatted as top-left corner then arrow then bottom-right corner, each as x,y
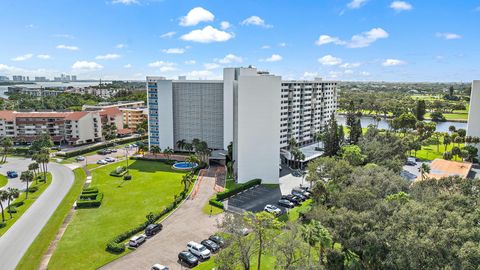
120,107 -> 147,129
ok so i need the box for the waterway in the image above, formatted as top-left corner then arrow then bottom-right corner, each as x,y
336,115 -> 467,133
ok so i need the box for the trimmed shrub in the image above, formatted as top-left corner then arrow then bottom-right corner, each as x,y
27,186 -> 39,193
79,193 -> 98,200
10,201 -> 24,207
0,222 -> 5,228
216,179 -> 261,201
123,175 -> 132,180
76,193 -> 104,208
109,166 -> 128,177
209,198 -> 224,209
106,242 -> 125,253
7,206 -> 17,213
81,187 -> 98,194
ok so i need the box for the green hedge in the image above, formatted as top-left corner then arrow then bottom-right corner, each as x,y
7,206 -> 17,213
57,135 -> 147,158
76,193 -> 104,208
79,193 -> 98,200
13,147 -> 32,156
81,187 -> 98,194
27,186 -> 39,193
109,170 -> 128,177
105,188 -> 189,253
209,198 -> 224,209
10,201 -> 24,207
216,179 -> 261,201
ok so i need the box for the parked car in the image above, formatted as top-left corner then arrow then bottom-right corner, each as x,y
105,157 -> 116,162
97,159 -> 108,165
110,148 -> 118,153
178,251 -> 199,267
406,157 -> 417,166
201,239 -> 220,253
278,199 -> 295,208
292,188 -> 311,198
6,171 -> 18,178
131,143 -> 138,147
151,264 -> 169,270
51,146 -> 62,151
291,192 -> 307,201
264,204 -> 282,215
97,150 -> 108,155
208,235 -> 226,248
128,234 -> 146,247
187,241 -> 211,260
282,194 -> 302,205
75,156 -> 85,161
145,223 -> 163,236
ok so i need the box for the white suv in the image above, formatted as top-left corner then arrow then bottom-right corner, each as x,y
264,204 -> 282,215
187,241 -> 211,260
129,234 -> 146,247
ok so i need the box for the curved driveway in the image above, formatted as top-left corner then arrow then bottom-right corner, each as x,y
0,158 -> 75,270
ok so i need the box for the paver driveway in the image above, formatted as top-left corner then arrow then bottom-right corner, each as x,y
101,176 -> 222,270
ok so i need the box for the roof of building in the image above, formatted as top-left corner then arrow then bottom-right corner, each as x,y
65,111 -> 90,120
117,128 -> 133,135
0,110 -> 92,121
99,107 -> 123,116
418,159 -> 473,180
0,110 -> 16,121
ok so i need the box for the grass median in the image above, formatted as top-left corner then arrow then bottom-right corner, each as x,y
0,174 -> 7,189
47,160 -> 188,270
16,168 -> 87,270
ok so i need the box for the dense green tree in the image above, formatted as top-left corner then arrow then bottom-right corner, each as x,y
414,99 -> 426,121
323,114 -> 341,157
340,145 -> 365,166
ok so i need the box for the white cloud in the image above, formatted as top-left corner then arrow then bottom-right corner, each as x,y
347,0 -> 368,9
390,1 -> 412,11
382,59 -> 406,66
95,54 -> 121,60
72,61 -> 103,71
180,7 -> 214,26
123,64 -> 132,68
37,54 -> 51,60
263,54 -> 283,62
220,21 -> 231,30
315,28 -> 388,48
148,61 -> 177,72
344,69 -> 354,74
360,71 -> 371,76
162,48 -> 185,54
25,24 -> 36,29
348,28 -> 389,48
56,44 -> 79,51
216,54 -> 243,64
188,70 -> 213,78
160,31 -> 176,39
436,32 -> 462,40
111,0 -> 139,5
340,62 -> 361,68
278,42 -> 287,47
261,45 -> 271,49
204,63 -> 220,70
302,72 -> 319,79
181,26 -> 233,43
115,43 -> 127,49
12,54 -> 33,61
53,34 -> 75,39
241,16 -> 272,28
315,35 -> 346,46
318,55 -> 342,66
185,60 -> 196,65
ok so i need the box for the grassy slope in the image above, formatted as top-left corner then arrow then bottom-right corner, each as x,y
16,168 -> 87,270
48,160 -> 186,270
0,173 -> 52,237
0,174 -> 7,189
416,141 -> 465,161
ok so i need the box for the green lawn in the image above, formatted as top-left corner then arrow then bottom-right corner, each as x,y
202,196 -> 224,216
415,142 -> 465,161
16,168 -> 87,270
0,174 -> 7,189
278,199 -> 313,222
0,173 -> 52,237
48,160 -> 188,270
194,246 -> 276,270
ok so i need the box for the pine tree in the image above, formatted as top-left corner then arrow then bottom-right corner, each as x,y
324,114 -> 340,156
415,100 -> 426,121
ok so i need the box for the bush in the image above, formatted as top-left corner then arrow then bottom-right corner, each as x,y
123,175 -> 132,180
10,201 -> 24,207
0,222 -> 5,228
76,193 -> 104,208
57,135 -> 147,158
79,193 -> 98,200
7,206 -> 17,213
81,187 -> 99,194
109,167 -> 128,177
209,198 -> 224,209
27,186 -> 39,193
216,179 -> 261,201
106,242 -> 125,253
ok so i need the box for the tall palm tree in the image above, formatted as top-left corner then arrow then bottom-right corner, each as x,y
418,163 -> 431,181
301,222 -> 318,267
186,154 -> 199,166
181,173 -> 193,191
163,147 -> 174,161
312,221 -> 333,267
6,188 -> 19,219
20,170 -> 34,199
0,190 -> 8,223
150,146 -> 161,157
1,137 -> 13,163
28,162 -> 39,184
176,139 -> 186,151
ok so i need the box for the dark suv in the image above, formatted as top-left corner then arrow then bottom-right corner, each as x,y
282,195 -> 302,205
178,251 -> 198,267
145,223 -> 163,236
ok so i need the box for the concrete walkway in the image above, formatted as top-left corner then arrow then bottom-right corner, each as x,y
101,176 -> 222,270
0,161 -> 75,270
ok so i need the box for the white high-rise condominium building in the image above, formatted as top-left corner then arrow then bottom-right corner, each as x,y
467,80 -> 480,155
147,67 -> 337,184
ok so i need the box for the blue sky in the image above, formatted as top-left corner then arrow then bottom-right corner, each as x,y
0,0 -> 479,82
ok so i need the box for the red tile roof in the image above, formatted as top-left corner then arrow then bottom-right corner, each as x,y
117,128 -> 133,135
100,107 -> 122,116
0,111 -> 15,121
65,111 -> 89,120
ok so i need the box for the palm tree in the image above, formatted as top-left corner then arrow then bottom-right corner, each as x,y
1,137 -> 13,163
176,139 -> 186,151
443,151 -> 453,160
163,147 -> 174,161
454,136 -> 464,147
138,144 -> 148,157
150,146 -> 161,157
443,134 -> 451,152
186,154 -> 199,166
452,146 -> 461,161
0,190 -> 8,223
418,163 -> 431,181
313,221 -> 333,267
448,125 -> 456,133
35,148 -> 50,182
301,222 -> 317,267
28,162 -> 39,184
181,173 -> 193,191
6,188 -> 19,219
20,170 -> 34,199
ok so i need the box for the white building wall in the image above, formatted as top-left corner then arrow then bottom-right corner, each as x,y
235,74 -> 281,184
156,80 -> 174,149
223,68 -> 235,149
467,80 -> 480,140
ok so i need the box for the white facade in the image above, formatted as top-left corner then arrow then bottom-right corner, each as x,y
467,80 -> 480,142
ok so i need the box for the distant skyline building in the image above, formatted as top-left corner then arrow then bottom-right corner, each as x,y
147,67 -> 338,184
467,80 -> 480,156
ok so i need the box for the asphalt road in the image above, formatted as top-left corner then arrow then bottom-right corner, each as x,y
0,159 -> 75,270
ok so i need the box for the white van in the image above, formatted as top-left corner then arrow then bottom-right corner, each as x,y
187,241 -> 211,260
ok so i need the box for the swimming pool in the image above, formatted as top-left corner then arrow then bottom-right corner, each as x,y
172,162 -> 198,170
